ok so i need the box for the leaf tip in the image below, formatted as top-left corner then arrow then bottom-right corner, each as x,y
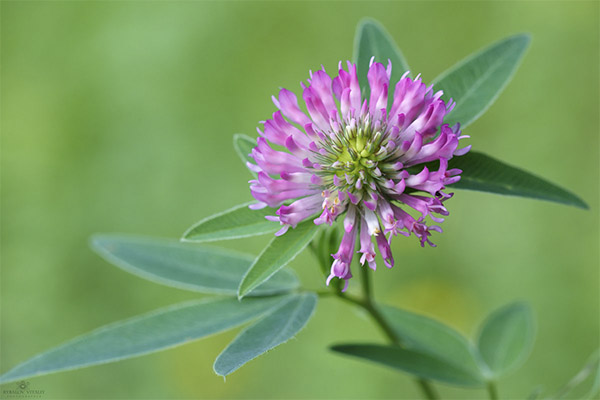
232,133 -> 255,146
179,227 -> 194,242
356,17 -> 381,29
329,344 -> 348,353
498,300 -> 535,320
508,33 -> 532,55
212,362 -> 228,379
232,133 -> 243,143
517,32 -> 532,45
501,32 -> 532,49
573,197 -> 590,210
89,233 -> 109,252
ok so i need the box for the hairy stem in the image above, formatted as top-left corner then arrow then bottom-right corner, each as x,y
337,266 -> 440,400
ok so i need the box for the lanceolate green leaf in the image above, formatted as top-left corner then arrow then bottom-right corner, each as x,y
433,34 -> 530,128
353,18 -> 411,98
477,302 -> 536,378
233,133 -> 257,177
380,305 -> 482,377
0,296 -> 289,384
331,344 -> 486,387
91,235 -> 298,296
214,293 -> 318,376
182,202 -> 279,242
447,151 -> 588,209
238,220 -> 320,299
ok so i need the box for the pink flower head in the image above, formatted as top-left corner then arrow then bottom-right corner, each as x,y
248,60 -> 470,291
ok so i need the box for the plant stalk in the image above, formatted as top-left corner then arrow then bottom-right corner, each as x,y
337,265 -> 440,400
487,382 -> 498,400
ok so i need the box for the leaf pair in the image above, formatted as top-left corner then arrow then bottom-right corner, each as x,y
0,236 -> 317,383
352,19 -> 587,209
331,302 -> 536,386
354,19 -> 528,130
182,202 -> 321,299
0,297 -> 283,384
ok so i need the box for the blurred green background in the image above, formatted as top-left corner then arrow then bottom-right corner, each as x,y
2,1 -> 598,399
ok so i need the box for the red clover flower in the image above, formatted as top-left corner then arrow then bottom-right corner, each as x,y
248,59 -> 470,291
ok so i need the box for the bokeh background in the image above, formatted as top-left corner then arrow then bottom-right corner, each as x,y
2,1 -> 598,399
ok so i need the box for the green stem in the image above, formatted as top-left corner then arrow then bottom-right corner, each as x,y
487,382 -> 498,400
419,379 -> 441,400
358,266 -> 400,345
360,261 -> 374,300
337,266 -> 440,400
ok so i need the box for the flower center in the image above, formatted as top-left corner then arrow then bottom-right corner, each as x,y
318,118 -> 392,197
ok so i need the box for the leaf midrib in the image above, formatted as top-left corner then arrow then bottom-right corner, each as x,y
267,295 -> 307,346
446,49 -> 508,114
188,219 -> 277,238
